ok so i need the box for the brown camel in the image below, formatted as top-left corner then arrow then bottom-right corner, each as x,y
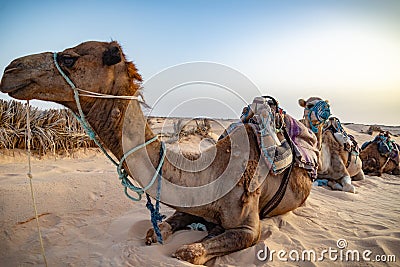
360,132 -> 400,176
0,41 -> 318,265
299,97 -> 365,193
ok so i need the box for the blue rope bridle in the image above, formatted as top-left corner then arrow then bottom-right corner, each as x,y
306,100 -> 331,133
53,52 -> 165,243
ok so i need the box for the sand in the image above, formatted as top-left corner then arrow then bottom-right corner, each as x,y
0,122 -> 399,267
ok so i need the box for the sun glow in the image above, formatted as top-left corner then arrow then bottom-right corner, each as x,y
250,23 -> 400,92
232,16 -> 400,125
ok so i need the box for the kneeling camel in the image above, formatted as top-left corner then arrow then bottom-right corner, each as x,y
299,97 -> 365,193
1,41 -> 319,264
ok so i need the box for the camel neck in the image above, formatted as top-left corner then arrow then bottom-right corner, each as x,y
80,98 -> 159,164
315,124 -> 324,151
302,118 -> 322,151
79,96 -> 244,209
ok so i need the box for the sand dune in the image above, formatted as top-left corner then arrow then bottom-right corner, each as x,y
0,122 -> 399,266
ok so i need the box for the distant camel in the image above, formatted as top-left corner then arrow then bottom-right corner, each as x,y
299,97 -> 364,193
360,132 -> 400,176
1,41 -> 319,265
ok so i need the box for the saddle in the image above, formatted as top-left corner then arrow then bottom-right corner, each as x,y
220,96 -> 319,179
323,117 -> 360,153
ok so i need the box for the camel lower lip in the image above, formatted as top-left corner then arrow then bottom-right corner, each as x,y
0,82 -> 32,93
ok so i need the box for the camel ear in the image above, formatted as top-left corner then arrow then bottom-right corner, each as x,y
298,99 -> 306,107
103,45 -> 122,66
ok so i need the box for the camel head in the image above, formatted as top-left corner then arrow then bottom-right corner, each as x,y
0,41 -> 142,114
298,97 -> 330,133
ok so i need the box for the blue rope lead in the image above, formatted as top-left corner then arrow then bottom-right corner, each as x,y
145,142 -> 166,244
117,136 -> 160,201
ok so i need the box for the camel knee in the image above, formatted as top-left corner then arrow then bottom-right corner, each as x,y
216,227 -> 260,249
239,227 -> 260,247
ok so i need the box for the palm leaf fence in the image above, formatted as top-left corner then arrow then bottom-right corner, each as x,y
0,99 -> 95,156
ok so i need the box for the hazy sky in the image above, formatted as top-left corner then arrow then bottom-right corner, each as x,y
1,0 -> 399,125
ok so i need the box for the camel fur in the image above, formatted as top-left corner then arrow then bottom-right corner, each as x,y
299,97 -> 365,193
1,41 -> 318,265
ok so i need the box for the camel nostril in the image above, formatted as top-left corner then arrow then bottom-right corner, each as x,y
4,62 -> 24,74
4,67 -> 19,74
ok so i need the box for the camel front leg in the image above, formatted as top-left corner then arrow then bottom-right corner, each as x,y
327,176 -> 355,193
173,225 -> 260,265
174,202 -> 260,265
327,180 -> 343,190
197,224 -> 225,243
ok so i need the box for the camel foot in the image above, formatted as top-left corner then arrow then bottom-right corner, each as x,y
145,222 -> 172,245
343,183 -> 356,193
173,243 -> 206,265
328,181 -> 343,191
340,176 -> 356,193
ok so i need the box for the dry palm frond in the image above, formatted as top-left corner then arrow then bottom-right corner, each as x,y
0,100 -> 95,155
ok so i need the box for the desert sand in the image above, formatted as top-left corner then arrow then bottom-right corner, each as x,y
0,120 -> 399,267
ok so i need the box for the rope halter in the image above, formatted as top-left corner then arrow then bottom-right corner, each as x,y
306,100 -> 331,133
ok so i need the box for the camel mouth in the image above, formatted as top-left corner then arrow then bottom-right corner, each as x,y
0,81 -> 33,94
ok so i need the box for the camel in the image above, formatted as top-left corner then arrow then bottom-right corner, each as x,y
0,41 -> 319,265
298,97 -> 365,193
360,132 -> 400,176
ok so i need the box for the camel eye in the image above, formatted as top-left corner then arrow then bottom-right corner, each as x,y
61,56 -> 76,68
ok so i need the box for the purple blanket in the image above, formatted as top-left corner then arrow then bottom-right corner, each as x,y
284,114 -> 319,179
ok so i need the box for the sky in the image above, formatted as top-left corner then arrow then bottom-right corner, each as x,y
0,0 -> 399,125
